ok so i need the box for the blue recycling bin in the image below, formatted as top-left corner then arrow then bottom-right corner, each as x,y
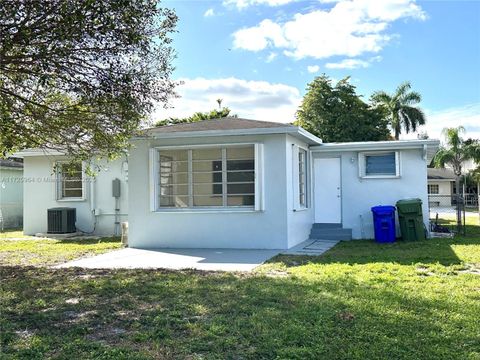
371,205 -> 396,243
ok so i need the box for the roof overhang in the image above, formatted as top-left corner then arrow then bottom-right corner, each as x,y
0,166 -> 23,170
310,139 -> 440,162
135,126 -> 323,146
12,148 -> 66,158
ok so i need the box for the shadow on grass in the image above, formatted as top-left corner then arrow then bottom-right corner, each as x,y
1,266 -> 478,359
271,234 -> 480,268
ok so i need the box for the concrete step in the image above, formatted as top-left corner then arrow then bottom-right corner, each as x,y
311,223 -> 342,229
309,229 -> 352,241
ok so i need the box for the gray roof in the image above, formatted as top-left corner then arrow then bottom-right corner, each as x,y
0,158 -> 23,169
428,168 -> 455,180
148,117 -> 295,134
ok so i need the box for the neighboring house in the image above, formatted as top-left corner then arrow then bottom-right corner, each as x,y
427,168 -> 455,207
427,167 -> 479,207
0,158 -> 24,229
16,118 -> 439,249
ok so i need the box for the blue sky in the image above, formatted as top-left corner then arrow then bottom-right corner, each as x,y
156,0 -> 480,139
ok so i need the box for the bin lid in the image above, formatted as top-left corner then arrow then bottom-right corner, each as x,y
396,198 -> 422,205
371,205 -> 396,213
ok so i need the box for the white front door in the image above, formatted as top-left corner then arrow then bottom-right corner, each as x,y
314,157 -> 341,223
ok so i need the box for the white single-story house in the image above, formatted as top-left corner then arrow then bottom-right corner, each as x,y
0,159 -> 24,229
16,118 -> 439,249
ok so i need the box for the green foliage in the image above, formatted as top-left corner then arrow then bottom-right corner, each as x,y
1,227 -> 480,359
0,0 -> 178,160
433,127 -> 479,176
155,107 -> 235,127
371,81 -> 426,140
295,75 -> 390,142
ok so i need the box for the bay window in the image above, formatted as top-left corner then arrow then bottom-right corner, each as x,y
153,145 -> 259,210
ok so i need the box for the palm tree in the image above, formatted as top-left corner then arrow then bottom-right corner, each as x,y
433,127 -> 480,230
371,81 -> 426,140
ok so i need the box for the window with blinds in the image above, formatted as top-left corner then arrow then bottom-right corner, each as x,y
158,146 -> 255,208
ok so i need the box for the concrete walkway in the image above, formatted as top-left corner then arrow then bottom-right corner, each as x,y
57,248 -> 280,272
282,239 -> 340,255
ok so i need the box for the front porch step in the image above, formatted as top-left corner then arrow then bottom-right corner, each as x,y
309,223 -> 352,241
311,223 -> 342,229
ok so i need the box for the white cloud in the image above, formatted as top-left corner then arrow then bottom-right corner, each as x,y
325,58 -> 370,69
307,65 -> 320,73
266,52 -> 278,62
232,0 -> 426,59
204,8 -> 215,17
233,19 -> 288,51
325,55 -> 382,69
152,77 -> 302,123
400,103 -> 480,141
223,0 -> 295,10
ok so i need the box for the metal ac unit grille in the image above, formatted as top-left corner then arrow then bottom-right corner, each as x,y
47,207 -> 76,233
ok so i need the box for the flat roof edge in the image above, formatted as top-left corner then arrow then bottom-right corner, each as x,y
12,149 -> 66,158
310,139 -> 440,152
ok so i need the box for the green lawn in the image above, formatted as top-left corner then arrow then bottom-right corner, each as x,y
0,230 -> 37,240
1,228 -> 479,359
0,231 -> 122,266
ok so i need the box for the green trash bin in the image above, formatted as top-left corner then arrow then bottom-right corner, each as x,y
396,198 -> 426,241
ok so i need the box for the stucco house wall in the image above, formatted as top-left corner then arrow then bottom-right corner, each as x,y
22,155 -> 128,235
285,135 -> 314,248
312,148 -> 430,239
0,166 -> 24,228
128,133 -> 295,249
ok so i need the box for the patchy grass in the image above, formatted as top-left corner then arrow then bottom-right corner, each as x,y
1,230 -> 480,359
0,230 -> 37,240
0,237 -> 122,266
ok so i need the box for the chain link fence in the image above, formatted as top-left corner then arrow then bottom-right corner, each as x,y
428,194 -> 479,236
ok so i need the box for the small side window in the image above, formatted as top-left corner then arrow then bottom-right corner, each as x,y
56,162 -> 84,200
359,151 -> 400,178
298,148 -> 307,207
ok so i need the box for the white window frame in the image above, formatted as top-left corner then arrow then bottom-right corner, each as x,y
292,144 -> 309,211
358,151 -> 400,179
55,161 -> 86,201
428,184 -> 439,194
150,143 -> 264,212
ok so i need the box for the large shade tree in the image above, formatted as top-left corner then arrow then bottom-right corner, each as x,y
433,127 -> 480,230
1,0 -> 177,160
295,75 -> 390,142
371,81 -> 426,140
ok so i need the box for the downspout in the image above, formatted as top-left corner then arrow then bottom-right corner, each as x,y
90,175 -> 95,213
90,171 -> 97,232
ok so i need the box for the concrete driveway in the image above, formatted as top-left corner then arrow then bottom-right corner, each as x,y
57,248 -> 280,272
